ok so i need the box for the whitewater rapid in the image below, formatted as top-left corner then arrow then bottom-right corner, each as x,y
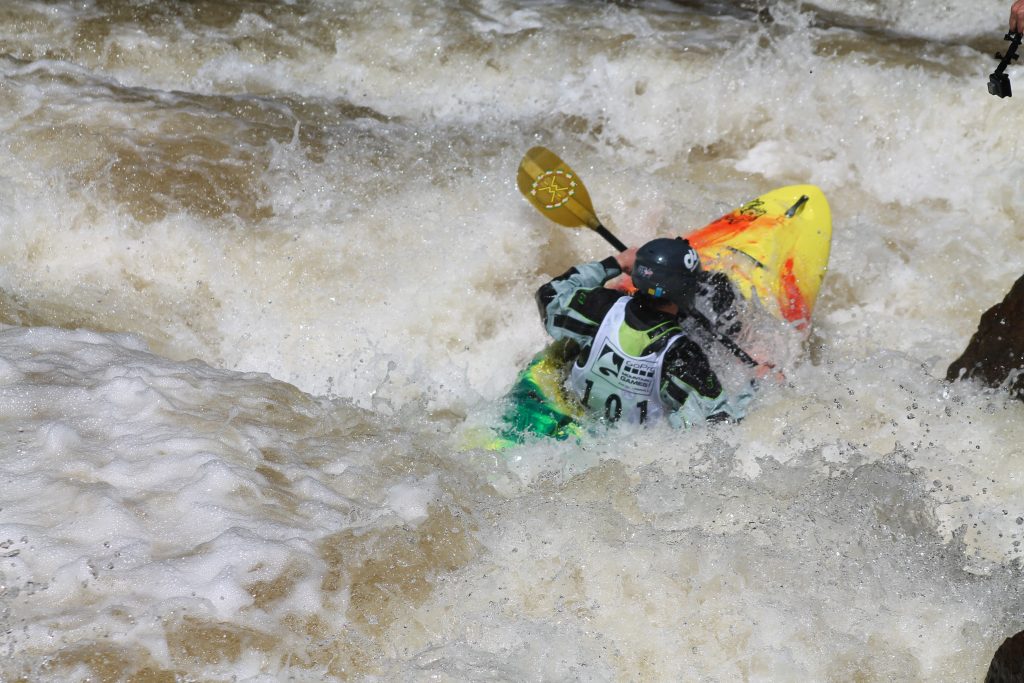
1,0 -> 1023,681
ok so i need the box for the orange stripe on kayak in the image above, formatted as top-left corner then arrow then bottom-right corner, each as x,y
686,211 -> 757,249
779,257 -> 809,328
686,211 -> 784,250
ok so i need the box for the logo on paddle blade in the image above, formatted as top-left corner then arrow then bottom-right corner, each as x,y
531,169 -> 577,210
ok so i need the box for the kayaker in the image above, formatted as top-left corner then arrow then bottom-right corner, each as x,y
535,237 -> 754,428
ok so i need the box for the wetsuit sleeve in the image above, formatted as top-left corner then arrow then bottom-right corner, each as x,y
535,256 -> 623,347
659,336 -> 753,428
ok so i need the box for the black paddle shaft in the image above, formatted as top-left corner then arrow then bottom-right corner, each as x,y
594,224 -> 628,252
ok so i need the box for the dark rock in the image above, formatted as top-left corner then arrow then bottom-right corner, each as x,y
986,629 -> 1024,683
947,274 -> 1024,400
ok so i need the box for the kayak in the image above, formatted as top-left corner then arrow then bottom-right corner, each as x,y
684,184 -> 831,329
485,185 -> 833,451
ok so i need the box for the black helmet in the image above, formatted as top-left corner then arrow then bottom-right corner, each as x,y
632,237 -> 701,309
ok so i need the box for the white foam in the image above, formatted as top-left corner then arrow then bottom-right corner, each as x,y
386,475 -> 440,525
1,2 -> 1023,680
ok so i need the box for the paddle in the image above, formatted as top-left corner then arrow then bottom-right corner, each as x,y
517,146 -> 760,369
516,146 -> 627,251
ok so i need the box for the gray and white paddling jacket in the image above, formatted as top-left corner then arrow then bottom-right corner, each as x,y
535,256 -> 752,428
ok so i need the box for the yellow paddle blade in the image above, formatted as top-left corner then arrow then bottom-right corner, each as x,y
517,146 -> 601,229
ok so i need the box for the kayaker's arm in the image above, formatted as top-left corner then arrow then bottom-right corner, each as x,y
660,336 -> 754,428
535,256 -> 626,346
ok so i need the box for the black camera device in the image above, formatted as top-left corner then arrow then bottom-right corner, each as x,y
989,32 -> 1023,98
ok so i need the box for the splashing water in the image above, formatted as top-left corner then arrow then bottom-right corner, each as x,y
1,0 -> 1022,680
